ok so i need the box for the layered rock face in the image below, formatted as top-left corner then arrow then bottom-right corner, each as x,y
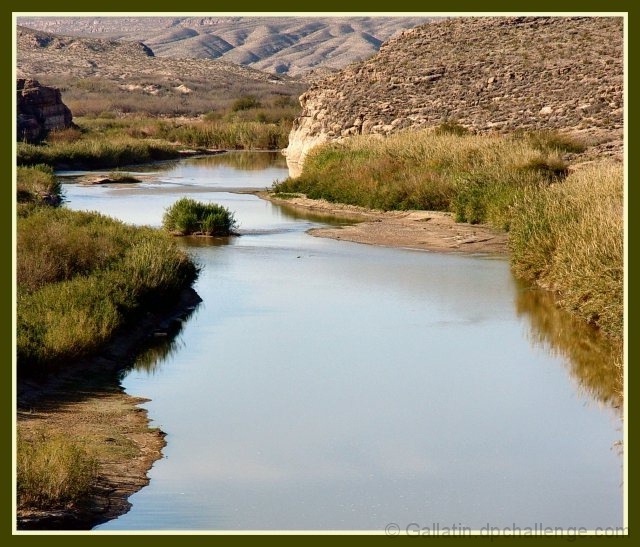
286,17 -> 623,175
17,78 -> 73,142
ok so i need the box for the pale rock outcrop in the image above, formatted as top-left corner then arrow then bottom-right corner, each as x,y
285,16 -> 623,175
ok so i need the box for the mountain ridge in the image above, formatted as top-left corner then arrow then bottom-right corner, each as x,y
16,16 -> 432,76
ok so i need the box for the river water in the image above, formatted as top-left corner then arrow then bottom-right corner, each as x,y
60,152 -> 622,532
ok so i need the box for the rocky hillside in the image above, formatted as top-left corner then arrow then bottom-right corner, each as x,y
16,16 -> 431,77
17,79 -> 73,142
17,25 -> 288,86
286,17 -> 623,173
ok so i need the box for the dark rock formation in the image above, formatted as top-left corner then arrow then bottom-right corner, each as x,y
17,78 -> 73,142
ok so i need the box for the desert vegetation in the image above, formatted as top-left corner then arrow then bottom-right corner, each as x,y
16,163 -> 199,374
16,164 -> 61,207
275,128 -> 577,225
18,103 -> 296,169
16,164 -> 201,519
17,135 -> 179,170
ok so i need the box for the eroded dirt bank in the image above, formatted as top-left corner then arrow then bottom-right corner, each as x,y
17,287 -> 201,531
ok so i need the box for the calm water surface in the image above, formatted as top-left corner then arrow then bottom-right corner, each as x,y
60,152 -> 622,531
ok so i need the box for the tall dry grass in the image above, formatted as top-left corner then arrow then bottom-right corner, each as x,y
17,430 -> 98,509
17,136 -> 179,169
509,161 -> 623,339
17,115 -> 293,169
275,129 -> 569,228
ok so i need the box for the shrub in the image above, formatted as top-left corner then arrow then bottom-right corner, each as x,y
231,95 -> 262,111
163,197 -> 237,236
273,95 -> 298,109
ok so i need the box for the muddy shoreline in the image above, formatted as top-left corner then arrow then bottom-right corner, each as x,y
261,193 -> 509,256
16,287 -> 202,531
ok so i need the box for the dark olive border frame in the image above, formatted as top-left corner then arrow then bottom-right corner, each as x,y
4,0 -> 634,542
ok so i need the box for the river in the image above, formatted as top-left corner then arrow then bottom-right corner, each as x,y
59,152 -> 622,532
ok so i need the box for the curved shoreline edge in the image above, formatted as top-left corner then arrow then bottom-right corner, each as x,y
16,287 -> 202,531
260,192 -> 509,256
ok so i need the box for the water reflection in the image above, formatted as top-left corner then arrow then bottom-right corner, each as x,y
273,201 -> 364,227
126,301 -> 201,376
516,284 -> 623,411
179,151 -> 286,171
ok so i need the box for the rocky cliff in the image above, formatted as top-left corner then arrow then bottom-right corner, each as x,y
286,17 -> 623,175
17,78 -> 74,142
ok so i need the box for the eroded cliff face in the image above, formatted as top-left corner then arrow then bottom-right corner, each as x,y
285,16 -> 623,175
17,78 -> 73,142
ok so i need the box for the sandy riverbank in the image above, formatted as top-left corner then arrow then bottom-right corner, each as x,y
16,288 -> 201,530
262,193 -> 509,255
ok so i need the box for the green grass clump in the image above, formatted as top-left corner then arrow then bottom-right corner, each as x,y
275,130 -> 567,228
163,197 -> 237,236
17,431 -> 98,509
16,165 -> 61,205
509,161 -> 623,339
17,208 -> 198,370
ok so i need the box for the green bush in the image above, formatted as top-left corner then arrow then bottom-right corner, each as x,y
231,95 -> 262,111
163,197 -> 237,236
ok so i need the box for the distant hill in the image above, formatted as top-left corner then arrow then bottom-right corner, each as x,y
16,25 -> 306,117
16,16 -> 432,77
